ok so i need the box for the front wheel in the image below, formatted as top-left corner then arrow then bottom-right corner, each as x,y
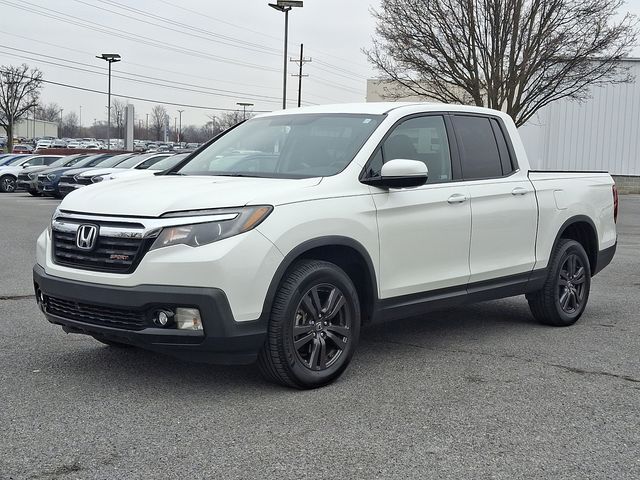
0,175 -> 16,193
258,260 -> 361,389
527,239 -> 591,326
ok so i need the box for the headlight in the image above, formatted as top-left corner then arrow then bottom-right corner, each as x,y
149,205 -> 273,251
46,173 -> 56,181
91,175 -> 104,183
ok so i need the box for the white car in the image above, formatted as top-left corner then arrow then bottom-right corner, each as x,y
67,141 -> 80,149
35,140 -> 52,150
0,155 -> 62,192
73,153 -> 174,185
95,153 -> 189,183
34,103 -> 617,388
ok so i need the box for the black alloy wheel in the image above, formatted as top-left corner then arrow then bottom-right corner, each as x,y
292,283 -> 353,371
557,253 -> 587,314
258,259 -> 361,389
527,239 -> 591,326
0,175 -> 16,193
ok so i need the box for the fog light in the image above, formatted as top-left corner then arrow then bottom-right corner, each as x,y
154,309 -> 174,327
175,308 -> 202,330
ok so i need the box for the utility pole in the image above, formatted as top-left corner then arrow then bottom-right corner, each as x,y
174,117 -> 177,142
96,53 -> 121,150
269,1 -> 303,110
290,43 -> 311,107
146,113 -> 149,140
236,102 -> 253,121
177,109 -> 184,144
79,105 -> 82,136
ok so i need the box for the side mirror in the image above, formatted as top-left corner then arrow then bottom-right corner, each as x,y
363,159 -> 428,189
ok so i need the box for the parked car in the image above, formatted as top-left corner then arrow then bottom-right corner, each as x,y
66,141 -> 81,149
0,153 -> 23,166
51,139 -> 68,148
37,153 -> 115,198
98,153 -> 190,183
33,103 -> 617,389
57,153 -> 139,197
36,140 -> 52,150
0,155 -> 62,193
70,153 -> 173,187
12,144 -> 33,154
17,154 -> 89,196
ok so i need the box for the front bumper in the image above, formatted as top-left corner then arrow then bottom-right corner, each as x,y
16,178 -> 38,192
38,180 -> 59,196
33,264 -> 267,364
58,182 -> 82,196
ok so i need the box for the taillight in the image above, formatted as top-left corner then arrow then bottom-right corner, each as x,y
613,184 -> 619,223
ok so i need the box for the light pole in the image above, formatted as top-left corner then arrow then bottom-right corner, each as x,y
79,105 -> 82,134
59,108 -> 63,138
96,53 -> 121,149
177,109 -> 184,144
236,102 -> 254,121
269,0 -> 303,110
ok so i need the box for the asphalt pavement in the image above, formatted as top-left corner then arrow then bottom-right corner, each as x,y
1,193 -> 638,480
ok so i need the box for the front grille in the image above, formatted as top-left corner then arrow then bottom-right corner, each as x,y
45,295 -> 148,330
60,174 -> 74,183
52,229 -> 149,273
18,172 -> 30,181
76,177 -> 93,185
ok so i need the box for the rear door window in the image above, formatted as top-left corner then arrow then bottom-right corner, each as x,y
452,115 -> 503,179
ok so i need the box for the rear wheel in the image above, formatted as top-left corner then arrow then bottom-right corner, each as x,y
0,175 -> 16,193
527,239 -> 591,326
28,189 -> 41,197
258,260 -> 361,389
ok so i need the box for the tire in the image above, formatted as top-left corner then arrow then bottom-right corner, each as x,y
28,189 -> 41,197
258,260 -> 361,389
92,336 -> 134,348
0,175 -> 16,193
527,239 -> 591,326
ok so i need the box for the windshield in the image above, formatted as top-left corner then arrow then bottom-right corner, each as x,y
8,156 -> 30,166
151,154 -> 188,170
177,114 -> 384,178
114,155 -> 147,169
87,154 -> 131,168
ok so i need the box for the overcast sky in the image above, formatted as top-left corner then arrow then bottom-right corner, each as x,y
1,0 -> 639,129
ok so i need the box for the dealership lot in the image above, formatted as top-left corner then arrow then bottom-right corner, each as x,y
1,194 -> 638,479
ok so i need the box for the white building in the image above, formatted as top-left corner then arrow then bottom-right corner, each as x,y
1,118 -> 58,139
366,59 -> 640,191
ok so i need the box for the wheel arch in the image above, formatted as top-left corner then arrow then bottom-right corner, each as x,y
259,236 -> 378,325
551,215 -> 598,274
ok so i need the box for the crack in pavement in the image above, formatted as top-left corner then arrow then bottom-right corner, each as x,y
371,338 -> 640,385
0,294 -> 35,301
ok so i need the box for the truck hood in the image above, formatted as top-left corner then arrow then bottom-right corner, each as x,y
61,175 -> 322,217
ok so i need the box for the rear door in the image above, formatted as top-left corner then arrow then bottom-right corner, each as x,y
450,114 -> 537,283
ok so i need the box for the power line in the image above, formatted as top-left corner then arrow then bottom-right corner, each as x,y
0,45 -> 297,105
0,66 -> 273,112
0,0 -> 281,73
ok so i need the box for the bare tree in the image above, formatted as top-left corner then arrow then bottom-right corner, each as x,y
0,64 -> 43,151
218,110 -> 246,130
150,104 -> 167,141
36,102 -> 61,123
111,99 -> 127,139
60,111 -> 79,138
365,0 -> 638,126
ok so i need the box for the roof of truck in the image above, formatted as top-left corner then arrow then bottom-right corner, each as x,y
258,102 -> 508,118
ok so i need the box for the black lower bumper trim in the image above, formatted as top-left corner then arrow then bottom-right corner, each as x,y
33,264 -> 267,364
593,242 -> 617,276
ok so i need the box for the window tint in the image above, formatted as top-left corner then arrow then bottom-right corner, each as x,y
26,157 -> 44,166
44,157 -> 61,165
490,118 -> 515,175
452,115 -> 502,179
376,115 -> 452,183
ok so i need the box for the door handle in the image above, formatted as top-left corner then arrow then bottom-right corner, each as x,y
447,194 -> 468,204
512,187 -> 528,196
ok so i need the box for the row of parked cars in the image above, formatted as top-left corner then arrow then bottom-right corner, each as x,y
0,151 -> 192,196
8,137 -> 202,154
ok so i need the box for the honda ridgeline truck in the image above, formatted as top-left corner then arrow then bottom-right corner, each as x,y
34,103 -> 618,389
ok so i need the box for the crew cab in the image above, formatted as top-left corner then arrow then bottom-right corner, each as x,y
33,103 -> 617,389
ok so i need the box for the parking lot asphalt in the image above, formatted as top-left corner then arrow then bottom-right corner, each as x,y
1,193 -> 638,480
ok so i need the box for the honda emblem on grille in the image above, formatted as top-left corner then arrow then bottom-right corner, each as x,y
76,224 -> 98,250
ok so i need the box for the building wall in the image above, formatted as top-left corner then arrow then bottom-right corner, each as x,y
366,60 -> 640,177
1,119 -> 58,139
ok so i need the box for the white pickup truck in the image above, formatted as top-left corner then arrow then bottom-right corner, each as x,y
34,103 -> 618,389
